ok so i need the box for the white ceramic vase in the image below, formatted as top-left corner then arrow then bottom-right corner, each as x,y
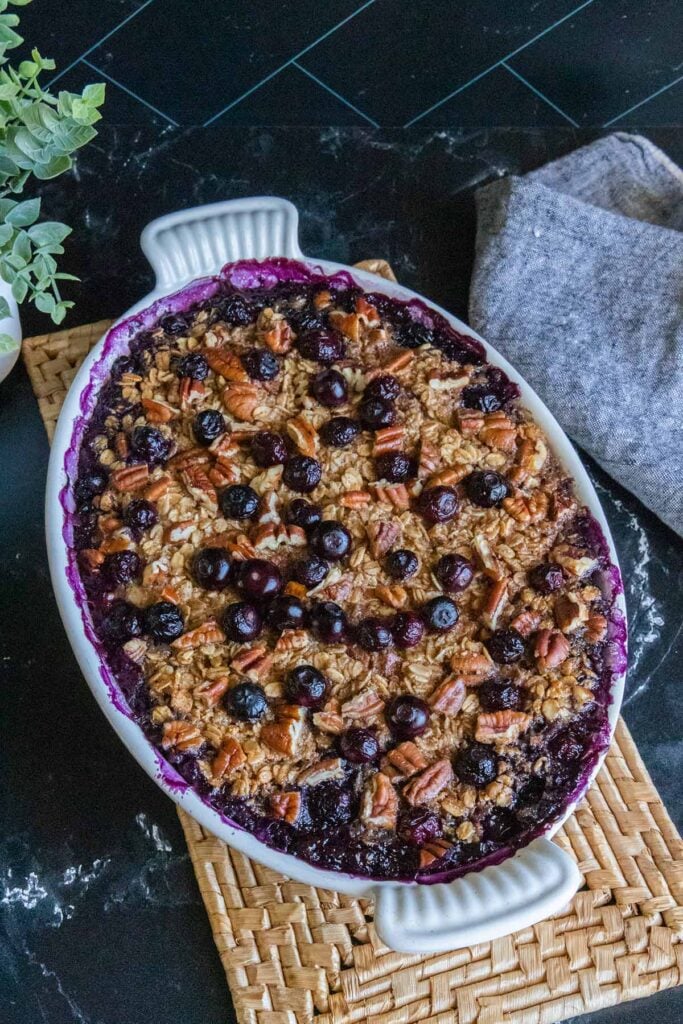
0,278 -> 21,384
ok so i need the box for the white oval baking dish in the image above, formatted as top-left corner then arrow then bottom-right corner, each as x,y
46,197 -> 627,953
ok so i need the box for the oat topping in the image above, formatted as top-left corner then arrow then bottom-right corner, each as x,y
71,259 -> 620,883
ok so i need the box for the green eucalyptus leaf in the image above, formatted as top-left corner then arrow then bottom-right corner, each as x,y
0,260 -> 16,282
34,290 -> 55,314
0,295 -> 10,318
29,152 -> 71,179
11,271 -> 26,301
0,333 -> 19,353
28,220 -> 70,247
11,227 -> 30,259
50,299 -> 67,324
5,195 -> 39,224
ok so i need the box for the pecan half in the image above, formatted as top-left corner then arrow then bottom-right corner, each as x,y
122,637 -> 147,664
287,414 -> 318,457
360,772 -> 398,829
212,737 -> 246,780
503,491 -> 549,524
456,409 -> 485,437
329,309 -> 361,342
144,475 -> 172,500
181,465 -> 218,509
340,490 -> 372,509
534,628 -> 570,670
372,483 -> 410,509
373,425 -> 405,455
297,757 -> 345,786
449,652 -> 495,685
341,690 -> 384,722
261,705 -> 306,756
480,411 -> 517,451
419,839 -> 453,868
110,464 -> 149,492
427,373 -> 469,392
509,609 -> 542,637
204,348 -> 249,382
225,534 -> 259,560
171,620 -> 225,650
79,548 -> 105,572
163,519 -> 195,543
403,760 -> 453,806
230,646 -> 273,679
475,710 -> 531,745
141,397 -> 178,423
366,349 -> 414,377
170,447 -> 210,471
551,543 -> 598,579
222,382 -> 260,421
430,676 -> 466,715
270,791 -> 302,824
193,675 -> 230,706
554,592 -> 589,633
161,720 -> 202,751
585,613 -> 608,644
417,436 -> 439,478
273,628 -> 309,651
366,519 -> 401,559
251,522 -> 307,551
381,741 -> 427,781
179,377 -> 206,410
426,466 -> 468,488
481,578 -> 509,629
262,317 -> 293,353
374,584 -> 408,609
355,295 -> 380,325
312,710 -> 345,735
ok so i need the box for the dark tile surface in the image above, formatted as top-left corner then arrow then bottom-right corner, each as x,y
509,0 -> 683,125
607,75 -> 683,127
301,0 -> 584,125
57,61 -> 170,128
421,65 -> 571,127
1,126 -> 681,1024
88,0 -> 366,125
15,0 -> 144,69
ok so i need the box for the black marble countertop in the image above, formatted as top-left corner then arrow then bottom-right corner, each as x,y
1,127 -> 681,1024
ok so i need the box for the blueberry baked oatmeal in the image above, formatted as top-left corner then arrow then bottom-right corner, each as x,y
67,259 -> 624,882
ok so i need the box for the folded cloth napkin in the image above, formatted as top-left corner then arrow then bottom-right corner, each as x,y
470,132 -> 683,537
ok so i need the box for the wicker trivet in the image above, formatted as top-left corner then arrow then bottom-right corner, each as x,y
25,260 -> 682,1024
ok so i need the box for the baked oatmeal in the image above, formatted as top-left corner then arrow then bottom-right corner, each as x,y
67,259 -> 624,882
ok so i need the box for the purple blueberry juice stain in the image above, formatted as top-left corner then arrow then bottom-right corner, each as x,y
58,259 -> 626,885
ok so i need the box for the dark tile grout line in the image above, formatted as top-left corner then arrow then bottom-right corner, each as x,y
291,61 -> 380,127
603,72 -> 683,126
81,57 -> 179,126
501,62 -> 580,127
48,0 -> 156,86
202,0 -> 378,126
403,0 -> 597,126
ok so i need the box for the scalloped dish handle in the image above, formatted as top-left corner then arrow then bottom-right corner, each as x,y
140,197 -> 304,291
373,837 -> 581,953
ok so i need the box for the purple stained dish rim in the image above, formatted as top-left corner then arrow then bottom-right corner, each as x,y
57,258 -> 627,885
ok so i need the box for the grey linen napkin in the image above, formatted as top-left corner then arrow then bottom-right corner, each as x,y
469,132 -> 683,537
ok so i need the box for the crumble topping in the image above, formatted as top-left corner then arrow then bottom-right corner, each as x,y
70,260 -> 619,882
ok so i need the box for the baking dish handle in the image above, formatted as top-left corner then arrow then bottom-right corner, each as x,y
373,836 -> 580,953
140,197 -> 304,291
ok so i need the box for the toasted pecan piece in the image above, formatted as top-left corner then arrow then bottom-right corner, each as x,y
297,758 -> 345,786
381,741 -> 427,781
161,720 -> 202,751
585,613 -> 608,644
366,349 -> 413,378
141,397 -> 178,423
374,584 -> 408,609
110,464 -> 149,492
262,318 -> 293,353
287,414 -> 318,457
417,436 -> 439,478
554,592 -> 589,633
172,620 -> 225,650
193,675 -> 230,706
360,772 -> 398,829
372,483 -> 410,509
261,705 -> 306,756
212,737 -> 246,780
230,646 -> 273,679
373,425 -> 405,455
509,609 -> 542,637
366,519 -> 401,559
270,791 -> 302,824
341,690 -> 384,722
475,710 -> 531,745
340,490 -> 372,509
403,760 -> 453,806
203,348 -> 249,382
312,710 -> 345,735
551,543 -> 599,579
222,382 -> 260,421
481,579 -> 509,630
419,839 -> 453,868
429,676 -> 466,715
534,628 -> 570,670
449,651 -> 495,685
179,377 -> 206,410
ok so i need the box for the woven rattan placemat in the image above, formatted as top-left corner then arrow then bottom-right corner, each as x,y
25,260 -> 682,1024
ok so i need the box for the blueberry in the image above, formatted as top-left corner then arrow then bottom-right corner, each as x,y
478,680 -> 525,712
399,809 -> 443,847
123,499 -> 157,532
176,352 -> 209,380
386,695 -> 430,740
290,555 -> 329,589
310,369 -> 348,407
486,628 -> 525,664
285,665 -> 328,708
219,484 -> 259,520
283,456 -> 322,493
434,554 -> 474,593
394,320 -> 432,349
221,601 -> 263,642
307,782 -> 354,828
160,312 -> 191,336
145,601 -> 185,643
266,595 -> 305,632
549,730 -> 584,764
416,486 -> 459,525
297,328 -> 345,364
319,416 -> 360,448
225,681 -> 268,721
103,550 -> 142,586
131,425 -> 172,465
101,600 -> 144,642
422,596 -> 459,633
464,470 -> 509,508
218,293 -> 256,326
482,807 -> 517,842
374,452 -> 417,483
529,562 -> 565,594
385,549 -> 419,581
251,431 -> 289,467
453,743 -> 497,787
237,558 -> 283,600
75,468 -> 108,506
241,348 -> 280,381
391,611 -> 425,649
308,520 -> 352,561
358,396 -> 396,431
290,306 -> 326,333
339,728 -> 379,764
284,498 -> 321,533
364,374 -> 399,402
193,409 -> 226,446
308,601 -> 348,643
192,547 -> 232,590
355,616 -> 394,651
461,385 -> 502,413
